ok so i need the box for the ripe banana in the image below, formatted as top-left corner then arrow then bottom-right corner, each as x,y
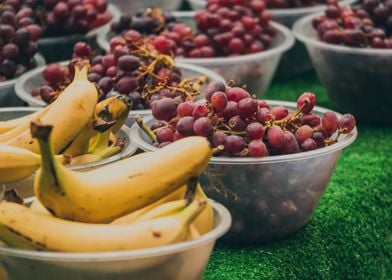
0,145 -> 41,184
6,65 -> 98,154
33,122 -> 212,223
0,199 -> 206,252
0,111 -> 38,134
112,199 -> 188,224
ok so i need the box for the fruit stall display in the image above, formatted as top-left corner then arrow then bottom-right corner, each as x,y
0,0 -> 390,279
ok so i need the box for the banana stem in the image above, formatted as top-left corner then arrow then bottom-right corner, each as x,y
135,115 -> 157,143
184,177 -> 198,205
30,121 -> 62,193
3,189 -> 24,205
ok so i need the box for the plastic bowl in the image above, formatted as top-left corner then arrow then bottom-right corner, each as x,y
14,61 -> 226,126
97,14 -> 294,97
185,0 -> 356,79
36,4 -> 120,63
0,107 -> 138,198
130,100 -> 357,243
108,0 -> 183,13
0,54 -> 45,107
0,200 -> 231,280
293,13 -> 392,124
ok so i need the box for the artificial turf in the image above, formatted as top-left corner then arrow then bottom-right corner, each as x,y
202,71 -> 392,280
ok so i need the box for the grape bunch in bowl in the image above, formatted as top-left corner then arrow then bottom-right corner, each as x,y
131,81 -> 357,242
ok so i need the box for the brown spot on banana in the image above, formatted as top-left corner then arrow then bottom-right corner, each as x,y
152,231 -> 162,238
128,173 -> 144,180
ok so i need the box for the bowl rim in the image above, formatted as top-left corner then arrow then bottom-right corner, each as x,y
14,61 -> 226,110
97,17 -> 294,64
130,100 -> 358,164
37,4 -> 121,44
0,54 -> 46,91
186,0 -> 356,16
0,200 -> 231,262
0,107 -> 138,170
293,12 -> 392,55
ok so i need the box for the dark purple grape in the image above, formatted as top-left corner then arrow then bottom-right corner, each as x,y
224,135 -> 246,154
176,116 -> 195,136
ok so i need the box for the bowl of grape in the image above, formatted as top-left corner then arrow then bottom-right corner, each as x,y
1,0 -> 120,63
97,4 -> 294,96
0,3 -> 48,107
130,82 -> 357,243
293,0 -> 392,124
185,0 -> 356,79
15,41 -> 225,126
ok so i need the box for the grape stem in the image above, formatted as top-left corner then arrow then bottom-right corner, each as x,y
273,99 -> 309,128
135,115 -> 157,143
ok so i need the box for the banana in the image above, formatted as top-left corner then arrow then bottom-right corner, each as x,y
6,65 -> 98,154
0,106 -> 53,144
0,145 -> 68,184
68,140 -> 123,166
63,95 -> 131,157
0,145 -> 41,184
112,199 -> 188,225
0,199 -> 206,252
188,224 -> 201,240
33,121 -> 212,223
0,112 -> 37,134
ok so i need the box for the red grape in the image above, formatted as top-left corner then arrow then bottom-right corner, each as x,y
43,64 -> 67,84
301,138 -> 317,151
281,131 -> 300,154
297,92 -> 316,113
151,98 -> 178,121
338,114 -> 356,133
226,87 -> 250,102
322,111 -> 339,134
205,81 -> 226,101
229,115 -> 247,131
193,117 -> 212,136
73,42 -> 92,57
246,122 -> 265,140
211,131 -> 227,147
118,55 -> 140,72
156,127 -> 174,143
267,125 -> 286,149
177,101 -> 195,117
271,105 -> 289,120
295,125 -> 313,144
193,104 -> 209,118
176,116 -> 195,136
237,97 -> 258,119
224,135 -> 246,154
248,140 -> 268,157
211,91 -> 228,113
222,101 -> 238,120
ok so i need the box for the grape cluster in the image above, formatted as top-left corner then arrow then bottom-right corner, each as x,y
109,1 -> 276,58
146,83 -> 356,157
0,0 -> 43,80
110,7 -> 176,35
313,0 -> 392,48
33,40 -> 206,109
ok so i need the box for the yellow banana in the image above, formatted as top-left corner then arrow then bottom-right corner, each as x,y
188,224 -> 201,240
112,199 -> 188,224
68,141 -> 123,166
0,145 -> 41,184
0,106 -> 53,144
63,95 -> 131,157
0,199 -> 206,252
6,65 -> 98,154
0,145 -> 67,184
0,112 -> 38,134
33,121 -> 212,223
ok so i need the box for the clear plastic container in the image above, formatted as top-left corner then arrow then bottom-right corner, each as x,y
0,54 -> 45,107
293,13 -> 392,124
130,100 -> 357,243
97,12 -> 294,97
36,4 -> 120,63
185,0 -> 356,80
108,0 -> 183,13
0,108 -> 138,198
0,200 -> 231,280
14,61 -> 226,127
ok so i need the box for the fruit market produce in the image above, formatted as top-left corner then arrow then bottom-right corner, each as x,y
138,81 -> 356,157
0,64 -> 132,184
265,0 -> 339,8
109,1 -> 277,58
0,1 -> 42,80
313,0 -> 392,48
32,120 -> 212,223
32,40 -> 207,110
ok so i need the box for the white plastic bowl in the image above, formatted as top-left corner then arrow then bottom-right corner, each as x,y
97,14 -> 294,97
0,200 -> 231,280
36,4 -> 120,63
0,54 -> 45,107
130,100 -> 357,243
14,61 -> 226,126
293,13 -> 392,124
108,0 -> 183,13
0,107 -> 138,198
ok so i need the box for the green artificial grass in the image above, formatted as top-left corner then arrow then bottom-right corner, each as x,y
203,72 -> 392,280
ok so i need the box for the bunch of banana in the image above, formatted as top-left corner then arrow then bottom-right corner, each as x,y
0,198 -> 207,252
32,120 -> 212,223
0,76 -> 132,184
